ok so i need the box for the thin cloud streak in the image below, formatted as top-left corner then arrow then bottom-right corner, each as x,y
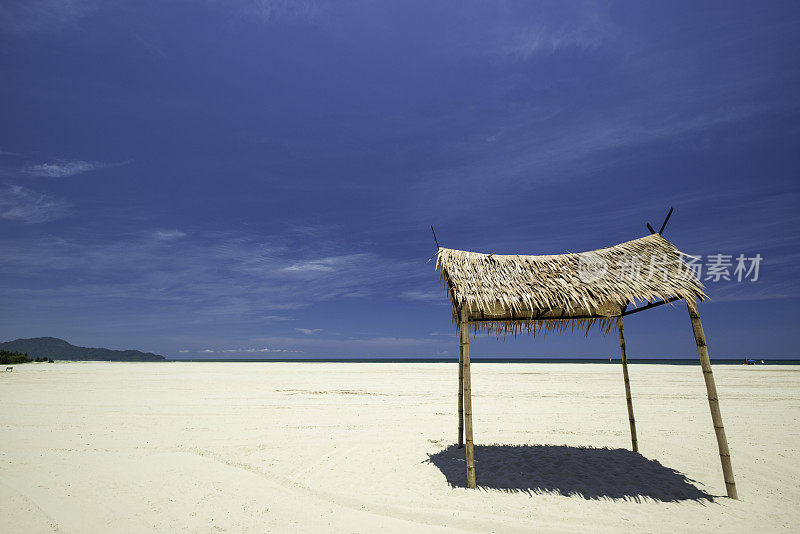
23,159 -> 130,178
0,227 -> 424,323
0,0 -> 98,34
250,334 -> 442,355
493,2 -> 607,59
0,184 -> 70,223
154,229 -> 187,241
295,328 -> 322,335
422,103 -> 779,215
400,289 -> 447,303
0,1 -> 318,35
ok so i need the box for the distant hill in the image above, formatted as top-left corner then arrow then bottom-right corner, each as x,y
0,337 -> 165,361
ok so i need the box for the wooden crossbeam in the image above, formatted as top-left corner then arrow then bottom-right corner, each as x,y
621,296 -> 682,316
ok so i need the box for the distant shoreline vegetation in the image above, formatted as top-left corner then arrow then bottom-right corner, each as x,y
1,350 -> 34,364
0,337 -> 165,362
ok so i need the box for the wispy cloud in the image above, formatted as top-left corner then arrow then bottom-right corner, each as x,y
0,1 -> 320,36
0,227 -> 423,326
131,31 -> 169,59
154,229 -> 187,241
495,4 -> 607,59
344,336 -> 438,348
281,254 -> 367,274
0,184 -> 69,224
707,282 -> 800,303
229,346 -> 302,353
437,1 -> 608,61
0,0 -> 98,34
251,334 -> 441,354
294,328 -> 322,335
414,101 -> 779,222
400,289 -> 446,303
23,159 -> 127,178
246,0 -> 320,22
262,315 -> 295,321
189,346 -> 303,354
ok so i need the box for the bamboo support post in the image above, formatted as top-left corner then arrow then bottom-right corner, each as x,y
458,330 -> 464,448
687,299 -> 738,499
460,307 -> 476,488
617,318 -> 638,453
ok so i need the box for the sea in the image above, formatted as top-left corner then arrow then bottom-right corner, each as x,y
168,357 -> 800,365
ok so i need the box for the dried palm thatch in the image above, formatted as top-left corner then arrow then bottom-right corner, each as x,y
435,233 -> 705,336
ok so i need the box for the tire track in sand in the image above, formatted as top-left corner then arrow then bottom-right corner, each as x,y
176,445 -> 543,534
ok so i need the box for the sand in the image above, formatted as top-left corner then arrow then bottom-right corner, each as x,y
1,362 -> 798,533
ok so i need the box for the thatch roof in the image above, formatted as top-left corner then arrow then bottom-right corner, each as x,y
435,233 -> 705,336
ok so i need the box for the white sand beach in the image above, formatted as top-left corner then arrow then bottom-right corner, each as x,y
1,362 -> 798,533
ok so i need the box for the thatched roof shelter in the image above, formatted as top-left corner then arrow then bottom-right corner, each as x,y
436,233 -> 706,336
431,223 -> 738,499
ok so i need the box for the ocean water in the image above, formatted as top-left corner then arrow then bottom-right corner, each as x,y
168,357 -> 800,365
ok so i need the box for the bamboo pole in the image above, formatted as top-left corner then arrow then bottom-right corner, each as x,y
458,323 -> 464,449
687,299 -> 738,499
460,307 -> 476,488
617,318 -> 638,453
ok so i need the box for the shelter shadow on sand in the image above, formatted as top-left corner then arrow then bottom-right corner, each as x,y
426,444 -> 713,502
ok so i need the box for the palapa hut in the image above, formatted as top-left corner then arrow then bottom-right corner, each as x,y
433,227 -> 738,499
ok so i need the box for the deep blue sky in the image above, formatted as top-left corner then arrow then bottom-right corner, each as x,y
1,1 -> 799,359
